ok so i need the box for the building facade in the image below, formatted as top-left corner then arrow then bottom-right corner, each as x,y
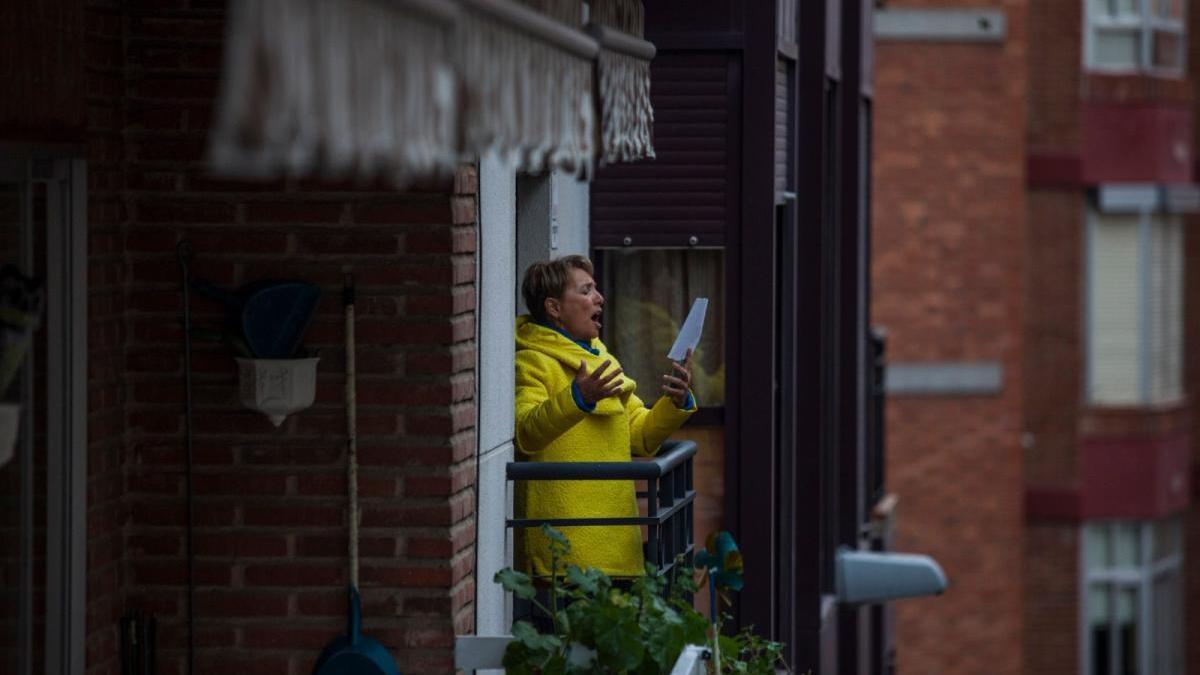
1,1 -> 910,674
874,1 -> 1196,673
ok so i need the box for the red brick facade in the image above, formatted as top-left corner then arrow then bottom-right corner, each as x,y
878,0 -> 1198,673
86,3 -> 128,674
10,3 -> 485,673
872,1 -> 1029,671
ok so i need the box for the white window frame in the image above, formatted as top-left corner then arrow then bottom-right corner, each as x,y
0,150 -> 89,675
1080,519 -> 1184,675
1083,0 -> 1187,77
1084,204 -> 1184,407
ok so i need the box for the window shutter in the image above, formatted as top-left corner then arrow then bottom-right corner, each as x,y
590,51 -> 738,247
1090,213 -> 1142,404
1148,214 -> 1183,403
775,58 -> 790,198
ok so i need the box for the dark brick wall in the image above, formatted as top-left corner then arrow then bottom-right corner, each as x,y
85,1 -> 128,674
77,2 -> 481,673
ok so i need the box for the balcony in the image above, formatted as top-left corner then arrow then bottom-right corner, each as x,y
505,439 -> 698,575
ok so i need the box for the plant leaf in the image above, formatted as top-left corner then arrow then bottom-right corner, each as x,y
494,567 -> 537,600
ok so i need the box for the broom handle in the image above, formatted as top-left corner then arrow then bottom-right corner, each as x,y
345,275 -> 358,589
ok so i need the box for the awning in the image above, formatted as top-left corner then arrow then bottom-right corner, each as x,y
209,0 -> 461,183
208,0 -> 657,185
587,0 -> 656,165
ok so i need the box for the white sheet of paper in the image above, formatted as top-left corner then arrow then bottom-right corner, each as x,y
667,298 -> 708,362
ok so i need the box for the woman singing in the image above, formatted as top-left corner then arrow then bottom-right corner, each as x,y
514,255 -> 696,578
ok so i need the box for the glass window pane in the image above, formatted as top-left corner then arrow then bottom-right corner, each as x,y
1113,523 -> 1141,567
601,249 -> 726,407
1087,524 -> 1113,569
1155,0 -> 1184,20
1116,0 -> 1139,15
1093,0 -> 1117,18
1117,587 -> 1138,675
1095,30 -> 1142,68
1150,30 -> 1183,70
1091,585 -> 1113,675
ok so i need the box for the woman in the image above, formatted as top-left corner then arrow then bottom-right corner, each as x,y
514,255 -> 696,578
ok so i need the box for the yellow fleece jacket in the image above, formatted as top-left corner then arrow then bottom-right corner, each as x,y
514,316 -> 695,577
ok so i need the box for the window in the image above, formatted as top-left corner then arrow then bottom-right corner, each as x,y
1086,209 -> 1183,406
1083,519 -> 1184,675
598,249 -> 725,411
1086,0 -> 1186,74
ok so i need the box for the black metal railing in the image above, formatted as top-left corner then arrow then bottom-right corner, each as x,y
506,439 -> 697,575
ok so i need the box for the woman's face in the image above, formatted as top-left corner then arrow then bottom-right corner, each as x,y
548,267 -> 605,341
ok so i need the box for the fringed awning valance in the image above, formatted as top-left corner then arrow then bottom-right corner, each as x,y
208,0 -> 655,185
457,0 -> 596,177
209,0 -> 461,184
587,0 -> 656,165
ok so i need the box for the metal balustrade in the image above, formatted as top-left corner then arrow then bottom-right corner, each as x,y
505,439 -> 698,574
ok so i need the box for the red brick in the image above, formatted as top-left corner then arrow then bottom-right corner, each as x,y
243,564 -> 344,587
296,535 -> 395,558
403,475 -> 452,498
186,231 -> 290,255
360,505 -> 451,528
193,654 -> 288,675
130,75 -> 219,101
243,505 -> 344,528
360,566 -> 452,588
407,536 -> 452,559
131,561 -> 231,586
242,627 -> 336,650
193,533 -> 289,558
193,473 -> 289,496
354,199 -> 452,225
131,139 -> 206,162
357,379 -> 452,406
403,595 -> 451,615
241,445 -> 342,466
451,196 -> 475,225
244,202 -> 345,223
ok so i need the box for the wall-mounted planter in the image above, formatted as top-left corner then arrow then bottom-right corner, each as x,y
0,403 -> 18,467
236,357 -> 320,427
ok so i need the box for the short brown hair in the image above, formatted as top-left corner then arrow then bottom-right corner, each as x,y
521,255 -> 594,324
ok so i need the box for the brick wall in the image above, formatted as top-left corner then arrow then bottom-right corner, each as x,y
1027,0 -> 1081,154
88,3 -> 479,674
872,1 -> 1028,673
1023,524 -> 1078,675
1023,191 -> 1082,490
85,1 -> 128,674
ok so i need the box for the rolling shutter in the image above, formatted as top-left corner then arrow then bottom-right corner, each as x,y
1088,211 -> 1185,405
590,50 -> 739,248
1148,214 -> 1183,403
1089,213 -> 1141,404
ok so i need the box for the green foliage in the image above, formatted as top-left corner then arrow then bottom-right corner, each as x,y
493,526 -> 791,674
715,622 -> 789,674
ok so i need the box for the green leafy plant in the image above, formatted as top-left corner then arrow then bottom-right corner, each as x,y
494,525 -> 795,675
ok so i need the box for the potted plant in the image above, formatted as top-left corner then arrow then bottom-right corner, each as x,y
494,525 -> 796,674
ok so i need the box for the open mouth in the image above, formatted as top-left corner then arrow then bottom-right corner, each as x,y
591,311 -> 602,329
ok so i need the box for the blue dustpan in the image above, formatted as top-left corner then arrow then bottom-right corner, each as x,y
312,586 -> 399,675
192,279 -> 320,359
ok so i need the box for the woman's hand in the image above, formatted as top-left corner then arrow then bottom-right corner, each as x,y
575,359 -> 624,405
662,348 -> 693,408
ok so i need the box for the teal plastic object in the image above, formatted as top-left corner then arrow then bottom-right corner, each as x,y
312,586 -> 400,675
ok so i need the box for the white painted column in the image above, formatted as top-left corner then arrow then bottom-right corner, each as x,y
474,154 -> 517,662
